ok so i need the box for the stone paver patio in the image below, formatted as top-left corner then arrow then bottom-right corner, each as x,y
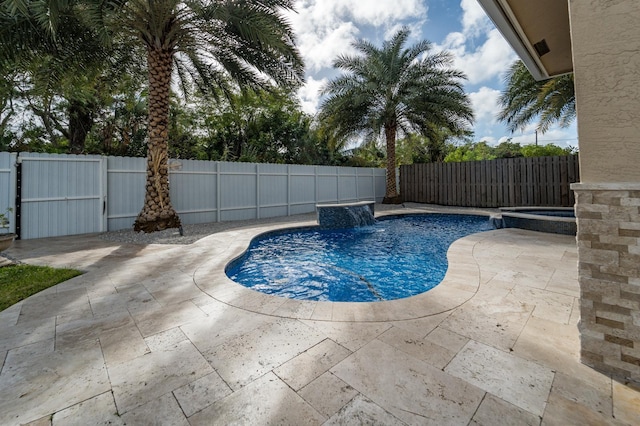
0,206 -> 638,425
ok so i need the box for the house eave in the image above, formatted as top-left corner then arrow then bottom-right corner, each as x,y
476,0 -> 573,81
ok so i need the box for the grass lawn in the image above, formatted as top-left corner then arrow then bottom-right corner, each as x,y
0,264 -> 82,311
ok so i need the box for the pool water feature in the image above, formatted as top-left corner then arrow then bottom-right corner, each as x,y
226,214 -> 491,302
316,201 -> 376,229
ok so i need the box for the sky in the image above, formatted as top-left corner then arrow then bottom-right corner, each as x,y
284,0 -> 579,149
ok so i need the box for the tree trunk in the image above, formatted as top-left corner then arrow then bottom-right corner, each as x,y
68,100 -> 93,154
383,124 -> 402,204
133,47 -> 181,233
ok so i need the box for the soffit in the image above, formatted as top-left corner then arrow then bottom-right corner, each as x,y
477,0 -> 573,80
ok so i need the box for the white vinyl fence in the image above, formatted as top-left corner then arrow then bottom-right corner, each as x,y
0,152 -> 386,239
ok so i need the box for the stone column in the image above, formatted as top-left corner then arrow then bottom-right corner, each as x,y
573,184 -> 640,382
569,0 -> 640,384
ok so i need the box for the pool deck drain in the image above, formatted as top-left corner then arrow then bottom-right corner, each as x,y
0,205 -> 638,425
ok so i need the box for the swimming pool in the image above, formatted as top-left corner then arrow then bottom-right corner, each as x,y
226,214 -> 491,302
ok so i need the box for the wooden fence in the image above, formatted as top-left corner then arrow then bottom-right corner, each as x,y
400,155 -> 580,208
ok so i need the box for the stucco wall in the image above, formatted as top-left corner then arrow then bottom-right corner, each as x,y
570,0 -> 640,183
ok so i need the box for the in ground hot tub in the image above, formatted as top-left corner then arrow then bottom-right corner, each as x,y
498,207 -> 576,235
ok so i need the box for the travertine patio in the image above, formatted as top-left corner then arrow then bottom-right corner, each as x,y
0,206 -> 638,425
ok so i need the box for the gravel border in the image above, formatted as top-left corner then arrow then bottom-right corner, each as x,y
99,212 -> 318,245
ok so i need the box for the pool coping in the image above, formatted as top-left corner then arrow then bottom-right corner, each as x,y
192,210 -> 493,322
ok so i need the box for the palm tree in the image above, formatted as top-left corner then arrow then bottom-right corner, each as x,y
2,1 -> 303,231
100,0 -> 304,232
319,28 -> 473,203
498,60 -> 575,133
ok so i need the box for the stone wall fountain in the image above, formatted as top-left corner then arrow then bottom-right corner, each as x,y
316,201 -> 376,229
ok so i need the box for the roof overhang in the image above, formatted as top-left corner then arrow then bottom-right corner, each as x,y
476,0 -> 573,80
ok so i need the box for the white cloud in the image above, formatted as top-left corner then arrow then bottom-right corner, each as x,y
460,0 -> 491,36
438,28 -> 516,85
431,1 -> 516,86
297,76 -> 327,115
287,0 -> 427,72
469,86 -> 501,125
290,0 -> 427,28
295,21 -> 360,72
341,0 -> 426,27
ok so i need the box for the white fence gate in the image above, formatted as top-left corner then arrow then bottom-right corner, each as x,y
1,152 -> 386,239
19,153 -> 107,239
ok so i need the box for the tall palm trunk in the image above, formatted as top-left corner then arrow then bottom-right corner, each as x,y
133,47 -> 181,232
383,124 -> 401,203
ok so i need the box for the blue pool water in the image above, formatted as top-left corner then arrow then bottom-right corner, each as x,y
226,214 -> 491,302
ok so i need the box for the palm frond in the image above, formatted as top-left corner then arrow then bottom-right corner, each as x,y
498,60 -> 575,133
319,27 -> 473,146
